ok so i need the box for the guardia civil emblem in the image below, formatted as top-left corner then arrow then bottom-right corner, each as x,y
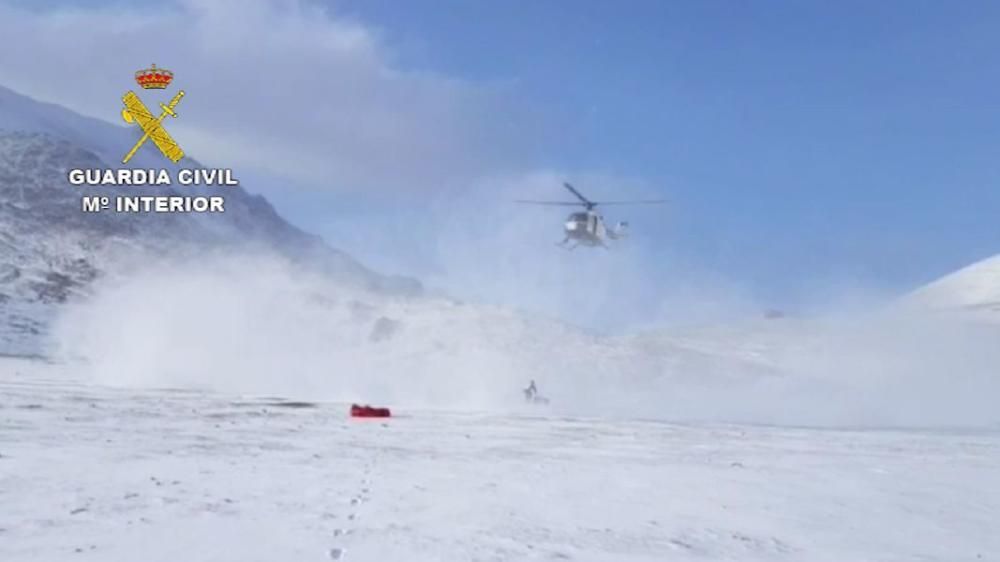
121,64 -> 185,164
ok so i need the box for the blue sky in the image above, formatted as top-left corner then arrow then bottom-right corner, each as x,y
324,0 -> 1000,297
2,0 -> 999,322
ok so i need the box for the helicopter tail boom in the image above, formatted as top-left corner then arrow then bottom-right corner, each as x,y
608,221 -> 629,240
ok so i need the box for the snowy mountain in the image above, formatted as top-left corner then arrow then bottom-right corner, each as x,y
2,83 -> 998,429
906,254 -> 1000,317
0,84 -> 417,355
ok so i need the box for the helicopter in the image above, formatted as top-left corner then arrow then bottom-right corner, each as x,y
516,182 -> 666,249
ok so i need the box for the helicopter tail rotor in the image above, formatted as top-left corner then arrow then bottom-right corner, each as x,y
609,221 -> 629,240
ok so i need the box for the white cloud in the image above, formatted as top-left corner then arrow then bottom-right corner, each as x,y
0,0 -> 519,192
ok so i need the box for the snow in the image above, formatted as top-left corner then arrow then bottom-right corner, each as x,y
907,254 -> 1000,316
0,84 -> 136,169
39,253 -> 1000,429
1,357 -> 997,562
0,86 -> 414,358
2,81 -> 999,561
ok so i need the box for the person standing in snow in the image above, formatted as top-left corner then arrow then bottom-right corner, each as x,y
523,380 -> 537,402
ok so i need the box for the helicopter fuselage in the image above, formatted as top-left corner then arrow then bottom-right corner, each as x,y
564,211 -> 607,246
561,210 -> 629,248
516,182 -> 654,249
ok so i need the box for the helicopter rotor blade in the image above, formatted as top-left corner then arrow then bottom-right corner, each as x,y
562,182 -> 595,207
587,200 -> 668,206
514,200 -> 585,206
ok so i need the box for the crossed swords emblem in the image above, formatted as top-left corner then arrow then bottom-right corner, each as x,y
121,90 -> 186,164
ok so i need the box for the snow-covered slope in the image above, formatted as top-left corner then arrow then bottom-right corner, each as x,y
41,251 -> 1000,429
907,254 -> 1000,316
0,85 -> 129,166
0,84 -> 417,355
1,83 -> 998,562
1,359 -> 997,562
3,82 -> 999,429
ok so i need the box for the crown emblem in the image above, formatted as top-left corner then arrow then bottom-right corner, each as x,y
134,63 -> 173,90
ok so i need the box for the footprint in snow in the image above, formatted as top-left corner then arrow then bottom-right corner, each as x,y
328,547 -> 345,560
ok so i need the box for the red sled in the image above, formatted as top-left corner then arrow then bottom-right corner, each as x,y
350,404 -> 392,418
